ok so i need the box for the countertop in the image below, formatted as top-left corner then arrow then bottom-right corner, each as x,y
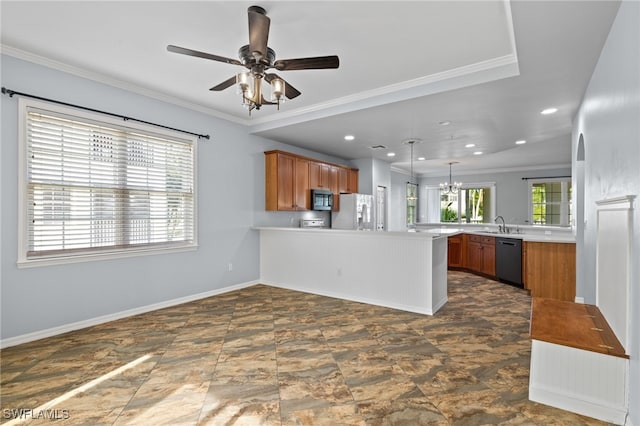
413,223 -> 575,243
253,227 -> 448,239
253,226 -> 574,243
440,229 -> 576,243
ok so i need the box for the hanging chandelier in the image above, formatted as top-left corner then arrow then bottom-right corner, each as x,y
440,162 -> 462,194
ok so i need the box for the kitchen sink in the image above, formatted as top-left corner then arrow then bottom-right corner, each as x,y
477,230 -> 500,234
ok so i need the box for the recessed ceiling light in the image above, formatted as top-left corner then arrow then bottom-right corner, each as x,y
344,135 -> 355,141
465,143 -> 476,148
417,157 -> 426,161
473,151 -> 483,155
515,140 -> 527,145
439,120 -> 451,126
387,152 -> 396,157
541,107 -> 558,115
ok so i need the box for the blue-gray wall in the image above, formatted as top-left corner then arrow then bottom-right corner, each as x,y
419,167 -> 572,225
0,54 -> 347,341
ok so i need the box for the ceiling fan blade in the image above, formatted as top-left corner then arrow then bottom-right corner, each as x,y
209,76 -> 237,91
167,45 -> 242,66
265,73 -> 301,99
273,55 -> 339,71
248,5 -> 270,60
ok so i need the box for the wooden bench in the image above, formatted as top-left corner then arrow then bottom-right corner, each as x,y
529,297 -> 629,424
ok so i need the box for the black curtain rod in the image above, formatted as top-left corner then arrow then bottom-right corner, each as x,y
521,175 -> 570,180
1,87 -> 210,140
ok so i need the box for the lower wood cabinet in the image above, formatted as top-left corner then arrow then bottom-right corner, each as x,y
466,234 -> 496,277
448,234 -> 575,301
447,235 -> 464,268
447,233 -> 495,277
524,241 -> 576,301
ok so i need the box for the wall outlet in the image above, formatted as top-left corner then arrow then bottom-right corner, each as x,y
228,263 -> 233,272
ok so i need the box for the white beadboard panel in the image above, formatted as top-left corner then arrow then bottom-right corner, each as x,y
530,340 -> 629,424
258,228 -> 448,315
431,237 -> 448,311
596,196 -> 634,353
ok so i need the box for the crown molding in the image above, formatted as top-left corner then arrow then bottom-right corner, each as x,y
414,163 -> 572,178
248,53 -> 520,133
595,195 -> 636,208
1,44 -> 249,126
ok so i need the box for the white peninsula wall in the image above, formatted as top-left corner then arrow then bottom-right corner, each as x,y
257,228 -> 448,315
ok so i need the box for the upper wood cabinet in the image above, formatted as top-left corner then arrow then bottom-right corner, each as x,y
347,169 -> 358,193
309,161 -> 338,194
524,241 -> 576,301
265,152 -> 309,211
338,168 -> 349,193
265,150 -> 357,212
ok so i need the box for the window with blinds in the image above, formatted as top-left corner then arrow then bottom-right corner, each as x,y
19,100 -> 196,264
529,178 -> 572,226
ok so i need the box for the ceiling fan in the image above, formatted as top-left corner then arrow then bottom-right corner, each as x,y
167,5 -> 339,113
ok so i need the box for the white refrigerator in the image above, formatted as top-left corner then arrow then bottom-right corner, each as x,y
332,193 -> 375,230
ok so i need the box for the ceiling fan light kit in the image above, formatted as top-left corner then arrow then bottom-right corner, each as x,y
167,5 -> 339,115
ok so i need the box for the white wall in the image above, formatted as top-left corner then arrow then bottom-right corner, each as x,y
389,170 -> 409,232
0,54 -> 348,342
572,1 -> 640,422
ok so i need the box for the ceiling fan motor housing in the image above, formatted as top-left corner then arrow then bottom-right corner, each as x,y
239,45 -> 276,69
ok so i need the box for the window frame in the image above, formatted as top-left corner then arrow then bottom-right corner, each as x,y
434,182 -> 496,224
17,97 -> 198,268
527,177 -> 571,227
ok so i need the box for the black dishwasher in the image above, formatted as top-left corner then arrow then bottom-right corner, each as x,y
495,237 -> 523,288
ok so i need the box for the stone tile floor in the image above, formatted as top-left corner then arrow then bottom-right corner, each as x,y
0,271 -> 608,425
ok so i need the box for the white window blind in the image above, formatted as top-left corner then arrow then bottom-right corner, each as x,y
23,105 -> 196,261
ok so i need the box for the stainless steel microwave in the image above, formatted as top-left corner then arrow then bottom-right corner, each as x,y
311,189 -> 333,211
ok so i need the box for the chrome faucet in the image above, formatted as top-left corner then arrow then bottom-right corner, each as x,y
494,215 -> 505,233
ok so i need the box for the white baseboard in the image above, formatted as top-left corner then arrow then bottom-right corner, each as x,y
530,385 -> 628,425
262,280 -> 437,316
0,280 -> 260,349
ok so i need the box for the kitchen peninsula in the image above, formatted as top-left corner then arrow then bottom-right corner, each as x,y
256,227 -> 449,315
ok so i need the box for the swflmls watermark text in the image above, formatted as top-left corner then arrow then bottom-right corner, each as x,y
2,408 -> 70,420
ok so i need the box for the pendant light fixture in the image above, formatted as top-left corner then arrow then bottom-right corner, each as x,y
440,162 -> 462,194
405,139 -> 420,201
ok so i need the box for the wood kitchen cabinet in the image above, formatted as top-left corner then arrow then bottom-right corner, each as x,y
265,152 -> 309,211
524,241 -> 576,301
466,234 -> 496,277
347,169 -> 358,193
447,234 -> 464,268
310,161 -> 338,192
337,166 -> 359,193
265,150 -> 358,212
336,167 -> 359,211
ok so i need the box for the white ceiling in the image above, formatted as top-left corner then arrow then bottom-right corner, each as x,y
0,1 -> 620,176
